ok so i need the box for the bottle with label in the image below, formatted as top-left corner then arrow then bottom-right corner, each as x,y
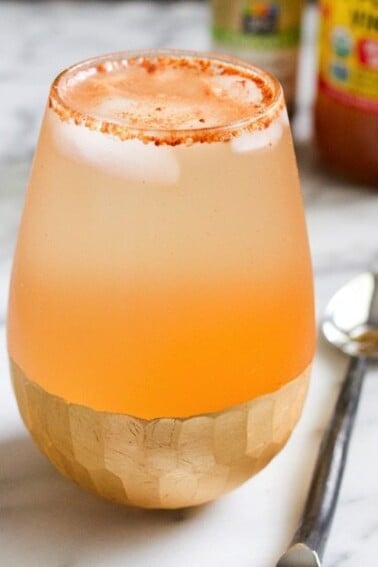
315,1 -> 378,185
211,0 -> 304,115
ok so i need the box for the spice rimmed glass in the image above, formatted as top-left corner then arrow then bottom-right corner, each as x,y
8,50 -> 315,509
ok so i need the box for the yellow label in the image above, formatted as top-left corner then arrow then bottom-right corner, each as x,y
318,0 -> 378,111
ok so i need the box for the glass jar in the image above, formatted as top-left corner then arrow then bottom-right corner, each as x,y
314,0 -> 378,185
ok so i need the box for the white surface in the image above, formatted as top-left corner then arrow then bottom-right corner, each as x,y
1,3 -> 378,567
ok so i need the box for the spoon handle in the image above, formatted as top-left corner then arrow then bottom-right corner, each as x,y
290,356 -> 367,560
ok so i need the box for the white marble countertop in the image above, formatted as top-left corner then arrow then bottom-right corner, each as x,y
1,2 -> 377,566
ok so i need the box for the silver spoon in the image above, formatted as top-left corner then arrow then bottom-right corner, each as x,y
277,272 -> 378,567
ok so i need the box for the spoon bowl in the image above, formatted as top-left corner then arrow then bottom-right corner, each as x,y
322,272 -> 378,359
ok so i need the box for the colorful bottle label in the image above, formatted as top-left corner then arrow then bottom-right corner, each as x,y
211,1 -> 304,106
318,0 -> 378,113
212,1 -> 303,49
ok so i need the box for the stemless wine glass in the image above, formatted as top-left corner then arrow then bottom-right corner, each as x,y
7,50 -> 315,509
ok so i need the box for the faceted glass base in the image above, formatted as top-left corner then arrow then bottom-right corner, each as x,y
11,360 -> 310,509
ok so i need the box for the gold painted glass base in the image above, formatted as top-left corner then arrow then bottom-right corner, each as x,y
11,361 -> 310,509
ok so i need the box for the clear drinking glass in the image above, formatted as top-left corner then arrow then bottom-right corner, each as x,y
7,50 -> 315,509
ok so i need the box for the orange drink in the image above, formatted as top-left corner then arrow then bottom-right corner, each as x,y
8,51 -> 315,508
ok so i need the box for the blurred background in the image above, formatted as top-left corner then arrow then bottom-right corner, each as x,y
1,2 -> 377,566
